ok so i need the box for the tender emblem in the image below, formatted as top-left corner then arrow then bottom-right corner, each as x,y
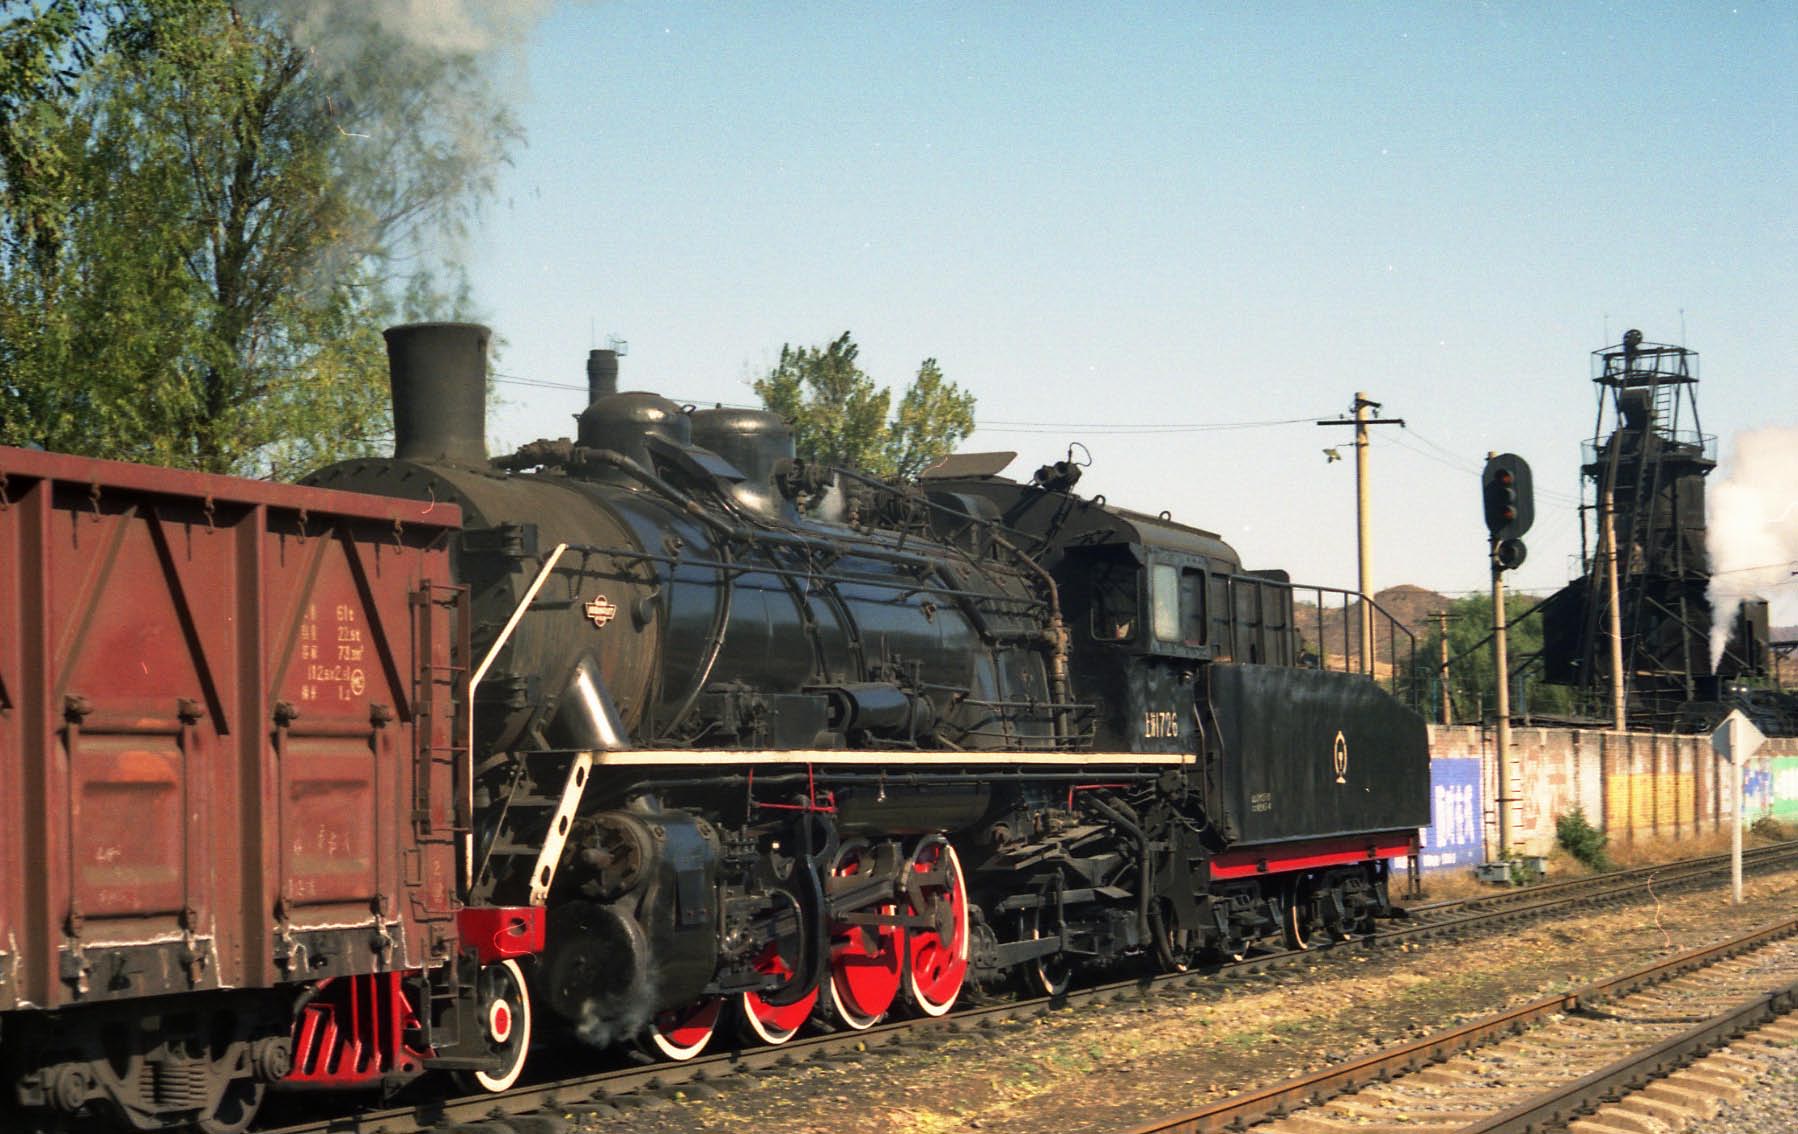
584,595 -> 619,629
1332,729 -> 1348,784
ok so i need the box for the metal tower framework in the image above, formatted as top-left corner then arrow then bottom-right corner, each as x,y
1572,330 -> 1718,724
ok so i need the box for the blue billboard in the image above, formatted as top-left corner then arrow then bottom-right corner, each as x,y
1417,757 -> 1484,871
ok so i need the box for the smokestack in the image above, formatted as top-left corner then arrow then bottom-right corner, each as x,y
587,348 -> 619,402
386,322 -> 490,464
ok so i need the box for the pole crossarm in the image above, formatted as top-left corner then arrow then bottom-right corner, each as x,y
1313,418 -> 1408,429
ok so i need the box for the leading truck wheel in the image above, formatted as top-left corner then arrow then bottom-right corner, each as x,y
902,837 -> 969,1017
457,959 -> 533,1093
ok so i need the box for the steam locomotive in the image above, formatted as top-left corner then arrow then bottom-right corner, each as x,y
305,324 -> 1430,1059
0,322 -> 1429,1132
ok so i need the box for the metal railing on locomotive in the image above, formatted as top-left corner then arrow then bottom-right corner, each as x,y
1288,581 -> 1421,708
831,462 -> 1424,716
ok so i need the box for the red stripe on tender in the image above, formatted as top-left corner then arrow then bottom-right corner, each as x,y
1207,831 -> 1418,881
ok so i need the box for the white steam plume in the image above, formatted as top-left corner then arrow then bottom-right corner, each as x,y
1707,426 -> 1798,669
574,976 -> 658,1051
266,0 -> 556,60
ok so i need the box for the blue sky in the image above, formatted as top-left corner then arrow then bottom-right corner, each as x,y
467,3 -> 1796,610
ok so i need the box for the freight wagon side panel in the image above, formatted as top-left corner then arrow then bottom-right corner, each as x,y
0,447 -> 460,1012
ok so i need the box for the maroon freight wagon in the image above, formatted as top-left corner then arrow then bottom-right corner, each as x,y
0,446 -> 535,1132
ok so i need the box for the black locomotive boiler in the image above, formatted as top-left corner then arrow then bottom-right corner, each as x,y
306,323 -> 1431,1062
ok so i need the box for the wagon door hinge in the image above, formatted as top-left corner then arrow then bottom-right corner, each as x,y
177,906 -> 209,986
272,895 -> 306,975
370,893 -> 395,965
60,909 -> 91,996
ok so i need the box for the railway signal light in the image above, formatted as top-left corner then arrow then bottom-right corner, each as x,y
1493,537 -> 1527,571
1481,453 -> 1534,544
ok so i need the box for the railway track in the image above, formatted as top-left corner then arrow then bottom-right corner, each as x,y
1127,914 -> 1798,1134
1390,840 -> 1798,943
1408,839 -> 1798,919
254,842 -> 1798,1134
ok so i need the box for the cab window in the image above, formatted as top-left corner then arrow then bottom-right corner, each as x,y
1179,568 -> 1207,645
1151,564 -> 1179,641
1090,564 -> 1139,642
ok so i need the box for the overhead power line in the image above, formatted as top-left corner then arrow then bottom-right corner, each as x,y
490,371 -> 1583,511
493,371 -> 1334,434
976,415 -> 1329,435
492,372 -> 763,411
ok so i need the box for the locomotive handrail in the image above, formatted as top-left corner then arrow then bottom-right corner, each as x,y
582,446 -> 1025,578
1286,580 -> 1421,709
656,542 -> 735,740
990,530 -> 1076,744
517,540 -> 1050,611
468,542 -> 569,889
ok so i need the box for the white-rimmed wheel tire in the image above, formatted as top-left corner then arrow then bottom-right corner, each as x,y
823,839 -> 904,1030
460,958 -> 532,1093
647,998 -> 722,1061
740,894 -> 819,1047
902,837 -> 969,1017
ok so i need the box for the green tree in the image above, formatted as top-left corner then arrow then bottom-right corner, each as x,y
754,331 -> 976,479
1416,592 -> 1572,723
0,0 -> 516,477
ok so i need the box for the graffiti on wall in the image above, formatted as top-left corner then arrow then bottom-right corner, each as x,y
1767,759 -> 1798,821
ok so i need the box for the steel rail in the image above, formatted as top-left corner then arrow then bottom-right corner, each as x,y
1465,983 -> 1798,1133
1403,838 -> 1798,917
1124,915 -> 1798,1134
251,843 -> 1798,1134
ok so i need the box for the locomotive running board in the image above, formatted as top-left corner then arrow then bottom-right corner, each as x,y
581,749 -> 1191,767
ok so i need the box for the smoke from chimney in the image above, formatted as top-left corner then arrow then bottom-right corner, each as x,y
1707,425 -> 1798,668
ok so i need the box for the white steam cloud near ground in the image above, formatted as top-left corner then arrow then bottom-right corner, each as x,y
1707,426 -> 1798,669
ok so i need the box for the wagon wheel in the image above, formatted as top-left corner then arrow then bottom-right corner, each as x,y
823,839 -> 903,1030
192,1078 -> 265,1134
646,998 -> 722,1061
902,836 -> 969,1017
740,894 -> 819,1046
454,958 -> 533,1093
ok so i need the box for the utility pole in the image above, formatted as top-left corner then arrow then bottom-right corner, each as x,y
1318,394 -> 1405,675
1601,484 -> 1627,731
1432,610 -> 1453,724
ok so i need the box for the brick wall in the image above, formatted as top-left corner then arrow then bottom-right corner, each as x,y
1415,725 -> 1798,867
